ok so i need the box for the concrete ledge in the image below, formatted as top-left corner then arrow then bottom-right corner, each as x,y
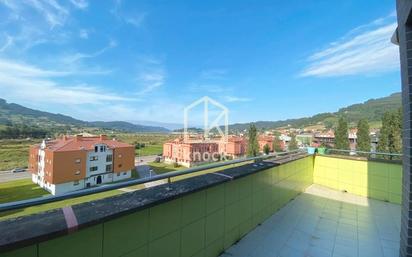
0,154 -> 310,253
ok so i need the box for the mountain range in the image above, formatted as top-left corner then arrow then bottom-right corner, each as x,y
228,92 -> 402,132
0,99 -> 169,133
0,92 -> 402,134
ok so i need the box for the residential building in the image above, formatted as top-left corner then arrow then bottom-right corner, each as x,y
218,136 -> 247,158
258,135 -> 274,152
28,135 -> 135,195
313,130 -> 335,147
163,138 -> 219,167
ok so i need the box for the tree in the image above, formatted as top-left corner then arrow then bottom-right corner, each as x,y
356,119 -> 370,152
247,124 -> 259,157
263,144 -> 270,155
288,134 -> 298,150
378,109 -> 402,157
335,117 -> 349,150
273,136 -> 283,152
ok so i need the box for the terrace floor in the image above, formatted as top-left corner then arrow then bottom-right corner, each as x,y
220,184 -> 401,257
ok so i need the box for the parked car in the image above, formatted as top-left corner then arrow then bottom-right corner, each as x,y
12,168 -> 25,173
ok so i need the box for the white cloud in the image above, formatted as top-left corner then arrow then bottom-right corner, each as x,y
61,40 -> 117,63
0,34 -> 13,52
70,0 -> 88,10
111,0 -> 146,28
223,96 -> 252,103
136,69 -> 165,95
0,59 -> 131,105
301,14 -> 399,77
124,13 -> 146,28
200,69 -> 227,80
79,29 -> 88,39
25,0 -> 70,29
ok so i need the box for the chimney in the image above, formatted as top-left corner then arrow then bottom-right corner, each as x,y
62,135 -> 69,141
100,135 -> 108,141
75,135 -> 83,142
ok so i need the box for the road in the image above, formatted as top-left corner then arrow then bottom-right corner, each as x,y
0,170 -> 31,183
135,155 -> 166,188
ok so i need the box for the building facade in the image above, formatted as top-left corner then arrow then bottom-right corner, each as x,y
163,136 -> 248,167
28,135 -> 135,195
163,138 -> 220,167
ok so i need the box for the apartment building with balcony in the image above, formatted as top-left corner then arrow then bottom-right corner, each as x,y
28,135 -> 135,195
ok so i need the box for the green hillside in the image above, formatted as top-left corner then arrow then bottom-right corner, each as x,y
229,92 -> 401,132
0,98 -> 169,137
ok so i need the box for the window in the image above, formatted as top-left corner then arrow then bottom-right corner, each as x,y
123,172 -> 127,175
75,170 -> 81,175
106,164 -> 112,172
106,154 -> 113,162
95,146 -> 98,152
90,166 -> 98,172
90,156 -> 98,161
100,146 -> 104,152
75,159 -> 81,164
73,180 -> 79,186
117,173 -> 120,177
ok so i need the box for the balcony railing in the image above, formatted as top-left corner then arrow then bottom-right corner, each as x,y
0,150 -> 403,257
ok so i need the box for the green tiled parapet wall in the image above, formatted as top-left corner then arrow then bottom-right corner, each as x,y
313,155 -> 402,204
1,157 -> 314,257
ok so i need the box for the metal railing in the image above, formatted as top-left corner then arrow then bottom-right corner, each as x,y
0,149 -> 305,212
325,148 -> 403,158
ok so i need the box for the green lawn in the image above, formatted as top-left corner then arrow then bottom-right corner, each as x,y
0,179 -> 49,204
136,144 -> 163,156
0,179 -> 122,220
147,161 -> 184,174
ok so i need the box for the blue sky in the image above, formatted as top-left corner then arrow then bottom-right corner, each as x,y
0,0 -> 400,125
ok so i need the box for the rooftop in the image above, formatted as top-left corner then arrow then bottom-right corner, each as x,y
36,135 -> 132,152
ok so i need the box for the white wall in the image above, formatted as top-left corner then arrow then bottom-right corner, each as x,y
86,144 -> 113,178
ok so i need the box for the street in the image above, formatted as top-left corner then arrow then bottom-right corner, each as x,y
0,170 -> 31,183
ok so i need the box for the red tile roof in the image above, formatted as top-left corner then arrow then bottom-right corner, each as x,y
35,135 -> 132,152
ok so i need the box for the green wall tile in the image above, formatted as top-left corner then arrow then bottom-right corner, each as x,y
149,199 -> 181,241
104,210 -> 148,257
225,202 -> 240,232
206,186 -> 224,215
149,231 -> 180,257
182,191 -> 206,226
223,227 -> 239,249
122,245 -> 148,257
181,219 -> 205,257
237,177 -> 252,200
237,196 -> 252,223
224,181 -> 239,205
205,209 -> 224,245
0,246 -> 37,257
39,225 -> 103,257
204,239 -> 224,257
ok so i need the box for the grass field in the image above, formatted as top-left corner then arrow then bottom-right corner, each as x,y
136,144 -> 163,156
147,161 -> 184,174
0,133 -> 174,171
0,139 -> 41,171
